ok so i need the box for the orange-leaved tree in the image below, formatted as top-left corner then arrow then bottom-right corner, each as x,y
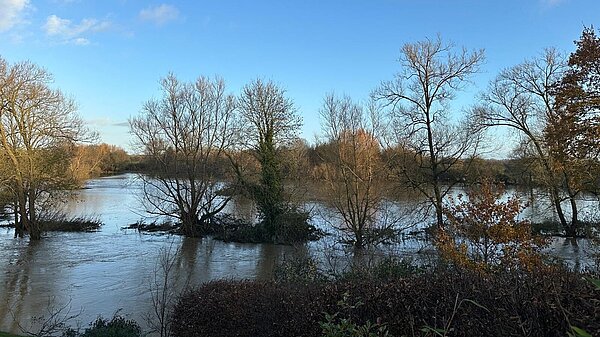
437,180 -> 548,272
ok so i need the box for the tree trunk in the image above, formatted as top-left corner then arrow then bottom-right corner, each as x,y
564,174 -> 579,237
181,211 -> 199,238
426,106 -> 444,229
564,196 -> 579,237
354,230 -> 364,250
28,191 -> 41,240
550,188 -> 569,231
13,200 -> 23,238
434,192 -> 444,229
18,193 -> 30,236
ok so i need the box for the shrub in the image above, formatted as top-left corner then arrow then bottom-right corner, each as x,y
337,257 -> 423,282
212,210 -> 322,244
273,255 -> 326,283
438,180 -> 548,272
61,315 -> 142,337
171,280 -> 332,337
40,215 -> 102,232
171,266 -> 600,337
320,292 -> 391,337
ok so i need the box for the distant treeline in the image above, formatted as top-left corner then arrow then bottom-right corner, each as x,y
124,143 -> 599,192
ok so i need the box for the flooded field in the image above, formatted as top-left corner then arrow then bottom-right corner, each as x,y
0,174 -> 597,334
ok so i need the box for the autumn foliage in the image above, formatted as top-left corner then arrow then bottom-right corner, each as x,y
437,180 -> 548,272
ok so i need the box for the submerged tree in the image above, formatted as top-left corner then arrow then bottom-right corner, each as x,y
0,57 -> 86,240
235,79 -> 305,241
130,74 -> 236,237
475,49 -> 587,237
374,36 -> 485,228
318,94 -> 399,249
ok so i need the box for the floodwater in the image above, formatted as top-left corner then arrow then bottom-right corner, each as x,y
0,174 -> 597,334
0,174 -> 297,334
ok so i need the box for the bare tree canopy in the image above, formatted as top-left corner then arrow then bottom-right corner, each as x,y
0,56 -> 87,240
475,48 -> 589,237
318,93 -> 402,249
130,73 -> 236,237
237,79 -> 302,150
374,36 -> 485,228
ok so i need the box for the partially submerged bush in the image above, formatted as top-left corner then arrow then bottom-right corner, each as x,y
171,266 -> 600,337
123,219 -> 178,234
127,211 -> 322,244
41,215 -> 102,232
212,211 -> 323,244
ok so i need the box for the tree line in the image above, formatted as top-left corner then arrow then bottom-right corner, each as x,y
1,27 -> 598,244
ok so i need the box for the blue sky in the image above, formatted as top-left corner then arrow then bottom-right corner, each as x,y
0,0 -> 597,154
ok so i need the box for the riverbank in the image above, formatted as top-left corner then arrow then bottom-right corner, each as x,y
0,332 -> 23,337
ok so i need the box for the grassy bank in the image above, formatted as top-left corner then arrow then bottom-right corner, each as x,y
0,331 -> 24,337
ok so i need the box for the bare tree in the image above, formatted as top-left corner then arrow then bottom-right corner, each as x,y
318,94 -> 400,249
130,74 -> 236,237
0,57 -> 87,240
475,49 -> 584,236
10,296 -> 82,337
146,240 -> 181,337
374,36 -> 485,228
234,79 -> 303,240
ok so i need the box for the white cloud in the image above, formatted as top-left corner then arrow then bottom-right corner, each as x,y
43,14 -> 111,45
44,15 -> 111,36
0,0 -> 29,32
73,37 -> 90,45
44,15 -> 70,35
540,0 -> 566,7
139,4 -> 179,26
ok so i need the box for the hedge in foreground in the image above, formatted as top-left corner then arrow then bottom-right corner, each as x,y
171,267 -> 600,337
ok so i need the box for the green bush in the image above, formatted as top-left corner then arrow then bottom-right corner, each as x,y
338,257 -> 423,282
320,292 -> 391,337
62,315 -> 142,337
273,255 -> 326,283
212,210 -> 322,244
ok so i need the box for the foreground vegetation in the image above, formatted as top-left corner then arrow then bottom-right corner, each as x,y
171,264 -> 600,337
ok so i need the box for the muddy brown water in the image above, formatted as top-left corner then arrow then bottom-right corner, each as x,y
0,174 -> 597,334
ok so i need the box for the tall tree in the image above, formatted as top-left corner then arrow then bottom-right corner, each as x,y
0,57 -> 86,240
318,94 -> 398,249
546,27 -> 600,197
475,49 -> 585,236
130,74 -> 236,237
374,36 -> 484,228
236,79 -> 303,240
